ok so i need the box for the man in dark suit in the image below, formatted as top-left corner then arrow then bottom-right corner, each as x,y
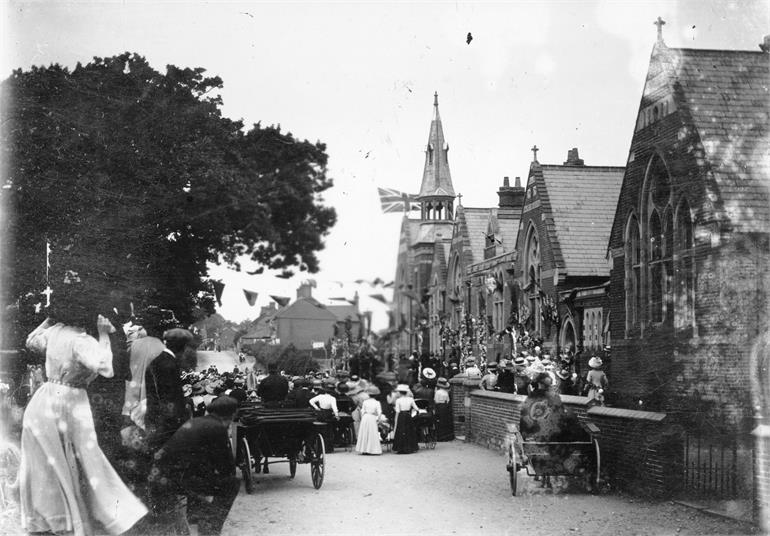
145,328 -> 193,451
151,396 -> 240,535
256,362 -> 289,406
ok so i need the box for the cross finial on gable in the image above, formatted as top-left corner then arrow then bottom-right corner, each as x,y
654,16 -> 666,42
531,145 -> 539,162
457,192 -> 463,206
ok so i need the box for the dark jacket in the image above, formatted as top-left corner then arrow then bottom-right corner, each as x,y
145,349 -> 186,449
257,373 -> 289,402
154,415 -> 235,496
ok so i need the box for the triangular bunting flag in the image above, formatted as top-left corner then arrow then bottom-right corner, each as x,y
270,295 -> 290,307
212,281 -> 225,307
243,289 -> 258,306
369,293 -> 388,305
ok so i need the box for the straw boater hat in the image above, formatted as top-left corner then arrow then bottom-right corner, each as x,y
436,377 -> 450,389
422,367 -> 436,380
525,354 -> 536,363
514,356 -> 527,366
396,384 -> 410,393
589,356 -> 603,368
487,362 -> 498,371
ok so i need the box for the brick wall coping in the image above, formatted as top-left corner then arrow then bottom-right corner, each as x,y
587,406 -> 667,422
752,424 -> 770,437
467,389 -> 589,406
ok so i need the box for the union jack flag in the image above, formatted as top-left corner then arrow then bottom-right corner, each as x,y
377,187 -> 420,214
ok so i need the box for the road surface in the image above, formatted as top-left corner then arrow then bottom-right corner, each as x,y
221,440 -> 756,536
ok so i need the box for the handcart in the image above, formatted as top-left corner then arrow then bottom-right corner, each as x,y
505,397 -> 600,495
236,407 -> 327,493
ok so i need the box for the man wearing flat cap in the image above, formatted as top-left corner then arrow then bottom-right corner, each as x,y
145,328 -> 193,450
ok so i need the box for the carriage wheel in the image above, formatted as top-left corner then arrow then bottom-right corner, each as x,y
240,438 -> 254,494
309,433 -> 325,489
289,458 -> 297,478
507,443 -> 518,496
340,425 -> 353,452
593,438 -> 601,489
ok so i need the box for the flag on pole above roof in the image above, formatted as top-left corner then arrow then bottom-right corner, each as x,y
378,187 -> 420,214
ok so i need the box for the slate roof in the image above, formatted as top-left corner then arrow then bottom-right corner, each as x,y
327,304 -> 360,322
539,165 -> 625,276
274,297 -> 337,321
666,46 -> 770,232
497,217 -> 520,251
463,207 -> 495,265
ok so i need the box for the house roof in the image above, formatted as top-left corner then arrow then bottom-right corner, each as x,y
665,46 -> 770,232
538,164 -> 625,276
326,304 -> 360,322
274,297 -> 337,321
463,207 -> 495,265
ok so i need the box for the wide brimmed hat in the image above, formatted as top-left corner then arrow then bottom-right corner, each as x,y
487,362 -> 498,370
422,367 -> 436,379
191,382 -> 205,395
396,384 -> 410,393
514,356 -> 526,366
589,356 -> 603,368
366,385 -> 381,396
436,377 -> 450,389
336,382 -> 350,393
541,358 -> 552,366
525,354 -> 536,362
312,379 -> 323,388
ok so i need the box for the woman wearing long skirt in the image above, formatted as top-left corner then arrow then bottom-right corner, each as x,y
434,377 -> 455,442
355,387 -> 383,455
21,315 -> 148,536
392,384 -> 419,454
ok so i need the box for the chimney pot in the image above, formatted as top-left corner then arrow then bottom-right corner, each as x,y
761,35 -> 770,53
503,176 -> 510,187
564,148 -> 584,166
515,177 -> 521,187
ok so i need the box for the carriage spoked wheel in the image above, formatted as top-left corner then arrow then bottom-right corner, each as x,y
240,437 -> 254,494
507,443 -> 518,496
309,433 -> 325,489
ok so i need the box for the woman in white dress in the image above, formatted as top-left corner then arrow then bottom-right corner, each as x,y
21,315 -> 148,536
355,386 -> 383,455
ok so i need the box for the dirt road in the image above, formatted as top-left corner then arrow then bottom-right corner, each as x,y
221,440 -> 756,536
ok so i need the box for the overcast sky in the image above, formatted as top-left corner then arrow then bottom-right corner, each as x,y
3,1 -> 767,327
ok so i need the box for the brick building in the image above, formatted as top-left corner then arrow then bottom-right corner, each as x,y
606,30 -> 770,504
393,93 -> 455,357
513,147 -> 624,363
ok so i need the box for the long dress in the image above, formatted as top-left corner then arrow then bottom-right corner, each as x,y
355,397 -> 382,454
392,396 -> 419,454
21,321 -> 148,536
433,388 -> 455,442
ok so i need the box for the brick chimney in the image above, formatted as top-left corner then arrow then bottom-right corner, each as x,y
297,282 -> 313,299
260,303 -> 277,317
497,176 -> 525,220
563,148 -> 585,166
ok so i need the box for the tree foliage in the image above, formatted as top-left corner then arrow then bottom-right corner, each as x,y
1,53 -> 336,346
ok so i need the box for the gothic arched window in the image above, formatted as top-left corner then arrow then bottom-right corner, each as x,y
675,199 -> 696,329
643,154 -> 673,326
624,214 -> 641,332
525,225 -> 542,334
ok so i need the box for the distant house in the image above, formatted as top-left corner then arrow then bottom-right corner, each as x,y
273,283 -> 343,351
239,303 -> 279,349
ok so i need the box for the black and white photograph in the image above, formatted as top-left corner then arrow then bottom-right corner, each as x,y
1,1 -> 769,535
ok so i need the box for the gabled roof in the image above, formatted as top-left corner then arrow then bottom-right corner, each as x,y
326,304 -> 360,323
417,93 -> 456,199
663,45 -> 770,232
534,163 -> 624,277
464,207 -> 495,264
274,297 -> 337,321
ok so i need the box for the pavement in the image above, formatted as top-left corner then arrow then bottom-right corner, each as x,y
221,440 -> 759,536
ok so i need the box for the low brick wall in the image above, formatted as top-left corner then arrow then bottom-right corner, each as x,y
449,379 -> 679,497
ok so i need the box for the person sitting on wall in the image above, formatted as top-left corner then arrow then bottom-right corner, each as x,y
479,361 -> 499,391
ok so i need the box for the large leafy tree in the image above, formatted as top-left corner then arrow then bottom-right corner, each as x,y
1,52 -> 336,347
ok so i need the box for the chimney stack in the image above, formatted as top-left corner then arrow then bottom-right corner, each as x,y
497,175 -> 525,220
760,35 -> 770,53
564,148 -> 585,166
297,282 -> 313,299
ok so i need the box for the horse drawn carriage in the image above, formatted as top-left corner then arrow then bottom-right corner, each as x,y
236,406 -> 327,493
505,391 -> 601,495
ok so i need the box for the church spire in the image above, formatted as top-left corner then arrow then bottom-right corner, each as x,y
417,92 -> 455,221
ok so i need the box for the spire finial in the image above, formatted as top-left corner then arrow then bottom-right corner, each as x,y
434,91 -> 438,107
654,16 -> 666,42
531,145 -> 539,162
